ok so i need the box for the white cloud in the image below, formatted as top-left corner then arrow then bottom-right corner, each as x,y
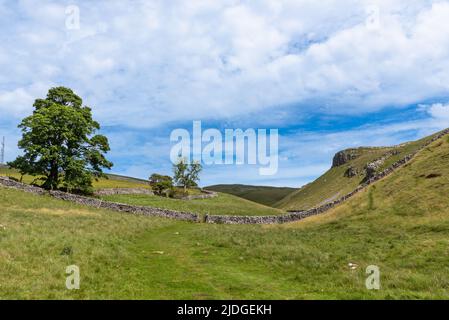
422,102 -> 449,121
0,0 -> 448,128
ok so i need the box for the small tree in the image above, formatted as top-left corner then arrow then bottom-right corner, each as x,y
149,173 -> 173,196
8,87 -> 113,192
172,158 -> 202,192
188,161 -> 202,188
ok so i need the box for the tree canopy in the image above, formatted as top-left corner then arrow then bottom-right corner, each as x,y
172,158 -> 202,192
9,87 -> 113,192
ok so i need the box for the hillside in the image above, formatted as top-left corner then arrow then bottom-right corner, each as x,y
276,130 -> 445,211
1,133 -> 449,298
0,166 -> 151,190
205,184 -> 295,207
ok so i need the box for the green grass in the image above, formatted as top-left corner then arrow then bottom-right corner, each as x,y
205,184 -> 295,207
275,131 -> 444,211
2,132 -> 449,299
99,193 -> 285,216
0,167 -> 151,190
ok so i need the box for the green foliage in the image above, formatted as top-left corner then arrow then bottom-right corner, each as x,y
149,173 -> 173,196
173,158 -> 202,192
8,87 -> 113,192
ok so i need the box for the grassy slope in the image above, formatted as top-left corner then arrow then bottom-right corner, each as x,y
1,135 -> 449,299
205,184 -> 295,207
0,167 -> 151,190
99,193 -> 285,216
0,167 -> 282,216
276,132 -> 442,211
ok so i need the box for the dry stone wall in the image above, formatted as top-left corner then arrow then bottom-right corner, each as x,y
180,189 -> 218,200
94,188 -> 154,196
0,176 -> 199,222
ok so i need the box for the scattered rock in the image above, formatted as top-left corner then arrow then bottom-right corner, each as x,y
344,166 -> 358,178
152,251 -> 164,255
348,263 -> 358,270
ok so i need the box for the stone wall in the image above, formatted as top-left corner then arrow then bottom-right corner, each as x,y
179,189 -> 218,200
0,176 -> 199,222
94,188 -> 154,196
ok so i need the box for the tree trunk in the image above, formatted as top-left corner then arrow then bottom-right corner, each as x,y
44,161 -> 59,190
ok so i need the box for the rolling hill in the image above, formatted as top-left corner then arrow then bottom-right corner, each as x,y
275,130 -> 446,211
0,166 -> 151,190
205,184 -> 295,207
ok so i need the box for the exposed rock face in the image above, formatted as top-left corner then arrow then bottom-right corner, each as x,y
365,158 -> 384,179
364,149 -> 400,180
365,162 -> 379,180
332,150 -> 359,167
344,166 -> 358,178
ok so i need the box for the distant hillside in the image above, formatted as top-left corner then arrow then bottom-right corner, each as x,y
276,130 -> 446,211
0,166 -> 151,190
205,184 -> 295,207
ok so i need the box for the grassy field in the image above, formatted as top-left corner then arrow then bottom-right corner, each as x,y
205,184 -> 295,207
1,135 -> 449,299
99,193 -> 285,216
275,131 -> 443,211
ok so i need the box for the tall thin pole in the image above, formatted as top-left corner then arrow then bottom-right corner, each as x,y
0,136 -> 5,164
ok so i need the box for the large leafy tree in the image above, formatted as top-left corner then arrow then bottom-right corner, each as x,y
9,87 -> 113,192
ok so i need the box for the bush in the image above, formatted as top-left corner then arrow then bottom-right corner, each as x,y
149,173 -> 173,196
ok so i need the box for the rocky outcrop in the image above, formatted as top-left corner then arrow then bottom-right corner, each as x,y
364,149 -> 401,180
332,150 -> 359,167
344,166 -> 358,178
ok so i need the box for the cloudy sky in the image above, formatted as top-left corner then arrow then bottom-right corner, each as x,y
1,0 -> 449,187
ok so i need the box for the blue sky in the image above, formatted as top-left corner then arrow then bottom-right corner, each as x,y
1,0 -> 449,187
